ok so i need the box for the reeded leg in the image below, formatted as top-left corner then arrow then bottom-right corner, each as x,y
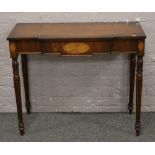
128,53 -> 136,114
135,41 -> 144,136
135,55 -> 143,136
12,57 -> 25,135
21,55 -> 31,114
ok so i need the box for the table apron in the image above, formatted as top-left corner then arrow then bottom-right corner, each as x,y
15,39 -> 138,55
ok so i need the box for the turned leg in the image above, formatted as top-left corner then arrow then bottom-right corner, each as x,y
135,41 -> 144,136
9,41 -> 24,135
12,57 -> 25,135
128,53 -> 136,114
21,55 -> 31,114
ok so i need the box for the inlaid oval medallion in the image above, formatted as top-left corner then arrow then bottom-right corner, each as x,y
63,42 -> 90,55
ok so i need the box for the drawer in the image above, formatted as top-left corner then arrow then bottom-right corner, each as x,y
16,39 -> 138,55
16,40 -> 41,53
112,39 -> 138,52
40,41 -> 111,55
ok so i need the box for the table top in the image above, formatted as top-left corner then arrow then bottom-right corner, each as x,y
7,22 -> 146,41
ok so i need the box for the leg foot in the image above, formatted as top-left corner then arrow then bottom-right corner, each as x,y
129,108 -> 133,115
26,106 -> 31,114
19,124 -> 25,136
135,123 -> 140,136
136,130 -> 140,136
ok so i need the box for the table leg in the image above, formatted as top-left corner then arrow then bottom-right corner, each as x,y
128,53 -> 136,114
135,55 -> 143,136
21,55 -> 31,114
12,57 -> 25,135
135,41 -> 144,136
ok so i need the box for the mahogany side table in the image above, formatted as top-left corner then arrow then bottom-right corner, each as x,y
7,22 -> 146,136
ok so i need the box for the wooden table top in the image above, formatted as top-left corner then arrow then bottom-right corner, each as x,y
7,22 -> 146,41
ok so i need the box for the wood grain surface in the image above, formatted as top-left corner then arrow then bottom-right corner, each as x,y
7,22 -> 146,40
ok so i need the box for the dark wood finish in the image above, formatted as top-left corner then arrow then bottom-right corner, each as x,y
17,40 -> 40,53
135,40 -> 145,136
21,55 -> 31,114
128,53 -> 136,114
15,39 -> 138,55
7,22 -> 146,40
7,22 -> 146,136
9,41 -> 24,135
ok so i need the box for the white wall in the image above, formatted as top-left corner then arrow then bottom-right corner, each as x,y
0,12 -> 155,112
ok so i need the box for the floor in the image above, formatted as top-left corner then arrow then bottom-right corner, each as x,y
0,112 -> 155,142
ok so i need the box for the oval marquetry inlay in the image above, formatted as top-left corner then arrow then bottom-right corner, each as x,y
63,42 -> 90,54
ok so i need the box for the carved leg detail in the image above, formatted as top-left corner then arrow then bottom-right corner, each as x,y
135,55 -> 143,136
21,55 -> 31,114
12,58 -> 25,135
128,54 -> 136,114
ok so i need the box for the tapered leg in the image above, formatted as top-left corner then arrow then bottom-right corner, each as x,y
135,40 -> 144,136
12,57 -> 25,135
21,55 -> 31,114
128,54 -> 136,114
135,55 -> 143,136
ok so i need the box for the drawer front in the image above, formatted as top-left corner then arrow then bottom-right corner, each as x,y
16,40 -> 138,55
16,40 -> 41,53
112,39 -> 138,52
41,41 -> 111,55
